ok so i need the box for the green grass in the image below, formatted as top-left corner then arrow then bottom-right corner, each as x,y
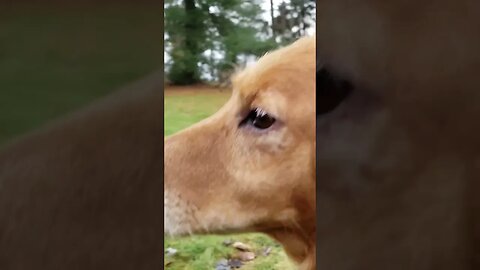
164,88 -> 294,270
165,233 -> 293,270
0,4 -> 161,145
164,90 -> 231,136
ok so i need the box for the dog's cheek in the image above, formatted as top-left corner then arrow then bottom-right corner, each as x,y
224,130 -> 308,213
254,127 -> 295,155
317,107 -> 414,197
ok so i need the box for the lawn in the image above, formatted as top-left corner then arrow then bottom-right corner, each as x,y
164,86 -> 294,270
164,86 -> 231,135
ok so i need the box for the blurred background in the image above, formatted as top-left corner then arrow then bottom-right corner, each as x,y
164,0 -> 315,269
0,0 -> 161,145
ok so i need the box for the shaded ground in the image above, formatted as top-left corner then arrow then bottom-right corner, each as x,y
164,85 -> 294,270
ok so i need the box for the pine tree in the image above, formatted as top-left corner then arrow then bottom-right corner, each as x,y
165,0 -> 276,85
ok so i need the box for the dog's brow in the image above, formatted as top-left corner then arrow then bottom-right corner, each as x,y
237,87 -> 259,107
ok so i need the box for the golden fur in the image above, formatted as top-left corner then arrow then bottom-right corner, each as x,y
318,0 -> 480,269
0,72 -> 163,269
164,37 -> 316,269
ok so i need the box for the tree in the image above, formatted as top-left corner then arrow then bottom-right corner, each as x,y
270,0 -> 275,38
272,0 -> 315,44
165,0 -> 208,85
164,0 -> 276,85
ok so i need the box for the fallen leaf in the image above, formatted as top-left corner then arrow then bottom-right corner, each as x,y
263,246 -> 272,256
232,241 -> 251,252
237,251 -> 256,261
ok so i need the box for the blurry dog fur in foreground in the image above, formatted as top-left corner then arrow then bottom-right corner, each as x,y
317,0 -> 480,269
0,72 -> 163,269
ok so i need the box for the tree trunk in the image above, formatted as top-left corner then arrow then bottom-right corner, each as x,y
183,0 -> 200,83
270,0 -> 275,38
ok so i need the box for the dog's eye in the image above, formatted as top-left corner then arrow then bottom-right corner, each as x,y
317,67 -> 353,115
242,108 -> 276,129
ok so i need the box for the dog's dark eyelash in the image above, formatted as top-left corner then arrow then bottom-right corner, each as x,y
239,108 -> 276,129
316,67 -> 353,115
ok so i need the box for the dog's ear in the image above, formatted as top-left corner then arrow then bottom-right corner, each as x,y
316,63 -> 353,116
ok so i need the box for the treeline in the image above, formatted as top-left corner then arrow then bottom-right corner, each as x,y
164,0 -> 315,85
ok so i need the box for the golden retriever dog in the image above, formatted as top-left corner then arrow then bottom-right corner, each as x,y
0,73 -> 163,269
164,37 -> 316,269
317,0 -> 480,269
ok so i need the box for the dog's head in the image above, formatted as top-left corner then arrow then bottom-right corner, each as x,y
317,0 -> 480,268
164,36 -> 316,261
